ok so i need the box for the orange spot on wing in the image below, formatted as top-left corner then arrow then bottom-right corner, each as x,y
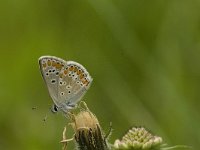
77,69 -> 82,75
82,79 -> 86,83
64,69 -> 68,75
74,67 -> 78,72
79,73 -> 84,79
82,79 -> 89,86
69,66 -> 74,71
56,63 -> 62,69
47,60 -> 51,66
52,61 -> 56,67
85,81 -> 89,86
42,63 -> 47,68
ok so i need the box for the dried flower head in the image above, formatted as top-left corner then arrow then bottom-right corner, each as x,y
70,105 -> 110,150
113,127 -> 163,150
72,110 -> 99,130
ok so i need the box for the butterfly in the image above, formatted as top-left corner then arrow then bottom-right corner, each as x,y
39,56 -> 93,113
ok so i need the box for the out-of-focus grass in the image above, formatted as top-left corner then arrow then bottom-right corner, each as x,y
0,0 -> 200,149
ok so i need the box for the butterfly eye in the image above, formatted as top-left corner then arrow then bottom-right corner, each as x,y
51,104 -> 58,113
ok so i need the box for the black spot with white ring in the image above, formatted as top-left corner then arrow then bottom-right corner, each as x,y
66,85 -> 71,89
51,79 -> 56,84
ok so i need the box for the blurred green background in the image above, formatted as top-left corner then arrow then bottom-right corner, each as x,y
0,0 -> 200,149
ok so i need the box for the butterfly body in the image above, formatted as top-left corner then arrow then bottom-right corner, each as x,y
39,56 -> 92,113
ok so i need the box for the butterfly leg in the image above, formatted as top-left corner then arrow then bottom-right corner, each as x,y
77,101 -> 89,111
66,101 -> 77,109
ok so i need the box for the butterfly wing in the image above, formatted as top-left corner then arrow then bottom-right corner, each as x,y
57,61 -> 93,112
39,56 -> 93,113
39,56 -> 67,108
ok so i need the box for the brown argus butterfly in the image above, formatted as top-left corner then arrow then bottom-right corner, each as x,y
39,56 -> 93,113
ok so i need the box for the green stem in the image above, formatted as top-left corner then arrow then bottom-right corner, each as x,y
161,145 -> 192,150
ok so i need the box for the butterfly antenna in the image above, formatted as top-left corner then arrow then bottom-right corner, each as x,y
43,107 -> 52,122
43,114 -> 48,122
